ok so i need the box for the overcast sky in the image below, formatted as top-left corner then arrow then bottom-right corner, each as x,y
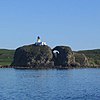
0,0 -> 100,50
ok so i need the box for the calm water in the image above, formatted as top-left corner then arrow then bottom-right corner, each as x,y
0,68 -> 100,100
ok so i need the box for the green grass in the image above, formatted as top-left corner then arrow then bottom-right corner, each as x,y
0,49 -> 15,66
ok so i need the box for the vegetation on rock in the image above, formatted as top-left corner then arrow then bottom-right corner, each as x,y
77,49 -> 100,67
74,52 -> 89,67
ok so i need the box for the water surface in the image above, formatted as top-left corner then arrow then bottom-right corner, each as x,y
0,68 -> 100,100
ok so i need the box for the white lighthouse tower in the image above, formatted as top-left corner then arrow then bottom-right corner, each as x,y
35,36 -> 47,46
37,36 -> 41,43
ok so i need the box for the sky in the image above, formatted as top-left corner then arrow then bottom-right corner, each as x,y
0,0 -> 100,51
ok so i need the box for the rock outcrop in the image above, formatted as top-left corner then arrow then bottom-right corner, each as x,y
11,44 -> 91,69
52,46 -> 75,67
11,44 -> 54,68
74,52 -> 90,67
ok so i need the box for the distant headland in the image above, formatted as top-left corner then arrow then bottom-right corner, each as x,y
0,36 -> 100,69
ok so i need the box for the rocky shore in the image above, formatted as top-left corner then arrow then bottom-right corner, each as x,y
0,65 -> 12,68
10,44 -> 95,69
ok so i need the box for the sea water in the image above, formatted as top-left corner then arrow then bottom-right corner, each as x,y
0,68 -> 100,100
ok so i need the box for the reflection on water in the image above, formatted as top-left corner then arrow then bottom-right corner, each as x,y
0,68 -> 100,100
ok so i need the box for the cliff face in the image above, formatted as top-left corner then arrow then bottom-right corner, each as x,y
77,49 -> 100,67
11,44 -> 90,68
74,52 -> 90,67
11,44 -> 53,68
52,46 -> 75,67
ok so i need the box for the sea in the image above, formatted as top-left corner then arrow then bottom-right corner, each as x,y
0,68 -> 100,100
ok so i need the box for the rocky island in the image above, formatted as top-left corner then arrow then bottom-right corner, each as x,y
10,36 -> 93,69
0,36 -> 100,69
11,44 -> 91,69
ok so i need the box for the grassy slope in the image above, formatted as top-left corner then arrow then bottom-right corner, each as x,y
78,49 -> 100,66
0,49 -> 15,66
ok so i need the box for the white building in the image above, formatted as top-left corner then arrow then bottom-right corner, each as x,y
35,36 -> 47,46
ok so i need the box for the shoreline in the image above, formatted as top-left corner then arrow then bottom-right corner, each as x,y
0,65 -> 100,69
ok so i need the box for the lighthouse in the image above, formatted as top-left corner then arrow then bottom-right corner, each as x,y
35,36 -> 47,46
37,36 -> 41,43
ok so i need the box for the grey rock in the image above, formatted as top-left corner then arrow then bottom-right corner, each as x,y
52,46 -> 75,67
74,52 -> 90,67
11,44 -> 53,68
